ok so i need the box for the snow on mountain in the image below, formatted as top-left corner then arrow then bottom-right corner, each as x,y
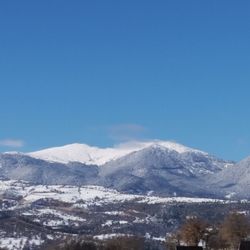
0,179 -> 224,209
0,141 -> 235,199
28,140 -> 205,165
98,144 -> 230,197
0,153 -> 99,185
207,156 -> 250,199
28,143 -> 136,165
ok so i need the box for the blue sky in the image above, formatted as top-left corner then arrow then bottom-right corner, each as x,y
0,1 -> 249,161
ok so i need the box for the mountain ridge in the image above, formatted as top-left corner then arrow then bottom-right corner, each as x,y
1,140 -> 247,199
27,140 -> 208,166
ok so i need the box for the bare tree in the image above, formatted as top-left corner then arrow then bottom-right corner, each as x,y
206,227 -> 228,250
166,232 -> 181,250
179,217 -> 208,246
219,212 -> 250,249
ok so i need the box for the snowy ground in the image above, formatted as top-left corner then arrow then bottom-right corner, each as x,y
0,236 -> 44,250
0,179 -> 242,250
0,179 -> 225,210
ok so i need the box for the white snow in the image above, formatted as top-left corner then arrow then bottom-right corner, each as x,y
102,220 -> 113,227
152,236 -> 166,242
0,180 -> 226,211
225,192 -> 236,199
27,140 -> 205,165
93,233 -> 131,240
0,236 -> 43,250
24,208 -> 86,225
104,211 -> 126,216
119,220 -> 128,224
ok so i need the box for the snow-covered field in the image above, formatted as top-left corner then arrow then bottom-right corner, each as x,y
0,179 -> 249,250
0,179 -> 225,210
0,236 -> 43,250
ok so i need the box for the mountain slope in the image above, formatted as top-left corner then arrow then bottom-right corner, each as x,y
0,153 -> 98,185
99,144 -> 231,197
207,156 -> 250,199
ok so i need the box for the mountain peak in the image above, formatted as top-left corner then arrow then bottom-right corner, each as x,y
27,140 -> 206,165
143,140 -> 204,154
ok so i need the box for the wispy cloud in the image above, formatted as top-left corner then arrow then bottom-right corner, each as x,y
236,137 -> 248,147
0,139 -> 25,148
107,123 -> 148,142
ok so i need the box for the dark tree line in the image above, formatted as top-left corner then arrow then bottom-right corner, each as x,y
46,236 -> 147,250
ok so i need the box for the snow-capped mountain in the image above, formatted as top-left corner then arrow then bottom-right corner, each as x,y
28,140 -> 206,166
0,140 -> 238,199
99,144 -> 230,197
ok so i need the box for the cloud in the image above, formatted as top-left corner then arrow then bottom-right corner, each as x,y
107,123 -> 147,142
236,137 -> 248,146
0,139 -> 25,148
